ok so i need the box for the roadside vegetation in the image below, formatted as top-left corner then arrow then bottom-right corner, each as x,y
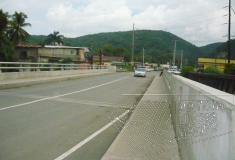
181,66 -> 194,77
204,66 -> 222,74
181,64 -> 235,77
224,64 -> 235,75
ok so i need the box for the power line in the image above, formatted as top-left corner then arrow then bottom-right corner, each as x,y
232,7 -> 235,15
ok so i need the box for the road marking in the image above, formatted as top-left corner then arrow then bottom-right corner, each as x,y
0,76 -> 128,111
122,93 -> 170,96
54,110 -> 130,160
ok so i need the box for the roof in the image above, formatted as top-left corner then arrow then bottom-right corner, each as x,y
44,45 -> 89,51
16,45 -> 90,52
16,44 -> 42,48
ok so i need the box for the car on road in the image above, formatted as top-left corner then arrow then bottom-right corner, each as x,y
167,66 -> 181,75
134,67 -> 146,77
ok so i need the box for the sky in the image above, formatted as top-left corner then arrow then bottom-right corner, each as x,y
1,0 -> 234,46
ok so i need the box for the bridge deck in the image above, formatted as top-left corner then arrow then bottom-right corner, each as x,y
102,76 -> 180,160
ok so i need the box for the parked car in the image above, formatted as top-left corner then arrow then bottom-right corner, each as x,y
134,68 -> 146,77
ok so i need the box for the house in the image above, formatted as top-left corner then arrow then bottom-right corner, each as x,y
198,58 -> 235,72
92,55 -> 124,66
15,45 -> 89,63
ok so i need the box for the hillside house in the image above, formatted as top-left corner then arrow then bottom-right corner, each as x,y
92,55 -> 124,66
15,45 -> 89,63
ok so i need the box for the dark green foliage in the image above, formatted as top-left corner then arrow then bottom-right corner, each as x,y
199,39 -> 235,59
0,9 -> 31,61
214,40 -> 235,59
0,10 -> 14,61
181,66 -> 194,77
199,42 -> 223,57
224,64 -> 235,75
0,10 -> 8,32
44,31 -> 64,45
204,66 -> 222,74
28,30 -> 201,64
8,12 -> 31,45
29,35 -> 47,45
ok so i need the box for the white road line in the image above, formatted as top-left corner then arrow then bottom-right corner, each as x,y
54,110 -> 130,160
122,93 -> 170,96
0,76 -> 128,111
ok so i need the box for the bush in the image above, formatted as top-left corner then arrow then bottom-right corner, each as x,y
181,66 -> 194,77
204,66 -> 222,74
224,64 -> 235,75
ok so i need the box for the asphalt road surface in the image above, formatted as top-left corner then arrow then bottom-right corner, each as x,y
0,72 -> 157,160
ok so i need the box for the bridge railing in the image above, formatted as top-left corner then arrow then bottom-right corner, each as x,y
0,62 -> 107,72
163,71 -> 235,160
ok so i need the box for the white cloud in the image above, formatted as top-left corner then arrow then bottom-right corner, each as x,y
0,0 -> 233,45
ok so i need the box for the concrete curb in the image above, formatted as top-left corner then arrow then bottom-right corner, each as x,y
0,72 -> 113,90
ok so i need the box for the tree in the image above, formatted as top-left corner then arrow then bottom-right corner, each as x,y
0,10 -> 8,33
8,12 -> 31,45
0,9 -> 14,61
44,31 -> 64,45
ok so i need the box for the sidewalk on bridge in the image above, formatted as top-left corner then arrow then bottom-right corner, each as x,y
102,76 -> 180,160
0,71 -> 112,89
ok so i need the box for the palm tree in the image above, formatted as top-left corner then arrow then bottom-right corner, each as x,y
0,9 -> 8,33
0,9 -> 14,61
8,12 -> 31,45
44,31 -> 64,46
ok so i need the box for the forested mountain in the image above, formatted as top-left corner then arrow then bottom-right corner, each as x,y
199,39 -> 235,59
28,30 -> 203,64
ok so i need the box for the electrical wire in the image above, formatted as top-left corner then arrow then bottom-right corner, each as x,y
232,7 -> 235,15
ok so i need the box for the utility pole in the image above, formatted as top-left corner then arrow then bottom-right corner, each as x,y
99,49 -> 102,68
228,0 -> 231,65
131,23 -> 135,65
180,50 -> 184,69
143,48 -> 145,66
173,40 -> 177,66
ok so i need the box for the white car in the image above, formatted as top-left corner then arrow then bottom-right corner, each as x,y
134,68 -> 146,77
168,66 -> 181,75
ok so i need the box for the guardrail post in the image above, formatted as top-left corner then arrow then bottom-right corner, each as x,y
50,64 -> 53,71
19,64 -> 23,72
61,65 -> 64,71
37,64 -> 40,71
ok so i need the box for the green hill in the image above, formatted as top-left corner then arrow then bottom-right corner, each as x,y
199,42 -> 223,57
28,30 -> 202,64
199,39 -> 235,59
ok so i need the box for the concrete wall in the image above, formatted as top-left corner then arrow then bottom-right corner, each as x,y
0,68 -> 114,81
163,71 -> 235,160
15,48 -> 38,61
38,48 -> 79,61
